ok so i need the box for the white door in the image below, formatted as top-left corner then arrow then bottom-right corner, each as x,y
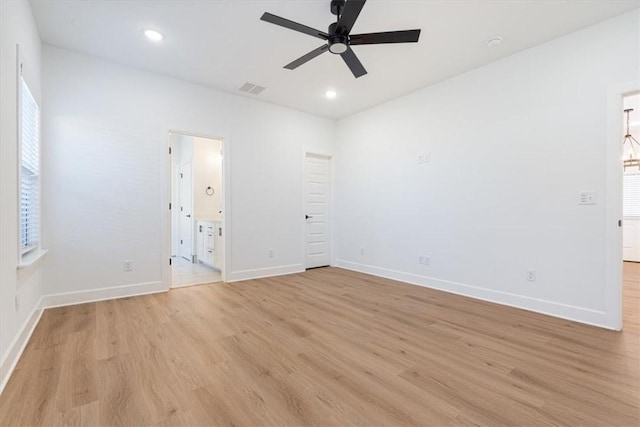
623,173 -> 640,262
305,154 -> 330,268
179,162 -> 193,261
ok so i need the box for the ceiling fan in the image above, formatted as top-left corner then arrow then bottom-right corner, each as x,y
260,0 -> 421,78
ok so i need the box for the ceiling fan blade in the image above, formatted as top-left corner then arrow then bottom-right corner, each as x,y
340,47 -> 367,78
260,12 -> 329,40
336,0 -> 366,35
350,29 -> 421,45
284,45 -> 329,70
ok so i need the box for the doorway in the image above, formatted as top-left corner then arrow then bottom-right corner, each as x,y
304,153 -> 331,269
622,93 -> 640,332
605,83 -> 639,331
623,93 -> 640,262
170,132 -> 225,287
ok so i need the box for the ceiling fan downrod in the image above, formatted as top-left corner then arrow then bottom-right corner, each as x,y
330,0 -> 345,18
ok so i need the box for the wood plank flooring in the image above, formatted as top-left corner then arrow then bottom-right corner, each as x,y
1,264 -> 638,426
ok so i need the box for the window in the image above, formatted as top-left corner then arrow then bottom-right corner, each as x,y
623,172 -> 640,219
19,74 -> 40,256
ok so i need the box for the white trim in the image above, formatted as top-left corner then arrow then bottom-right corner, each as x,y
222,136 -> 230,283
226,264 -> 304,283
0,299 -> 44,395
17,248 -> 47,269
39,281 -> 167,309
336,260 -> 613,330
16,44 -> 24,263
605,81 -> 640,331
162,133 -> 172,289
16,46 -> 43,263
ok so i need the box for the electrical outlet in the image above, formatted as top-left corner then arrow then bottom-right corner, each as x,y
417,153 -> 430,164
269,249 -> 274,258
360,248 -> 365,255
526,269 -> 536,282
418,255 -> 430,265
123,260 -> 132,272
14,295 -> 20,311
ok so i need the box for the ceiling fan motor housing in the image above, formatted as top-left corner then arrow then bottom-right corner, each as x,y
328,22 -> 349,54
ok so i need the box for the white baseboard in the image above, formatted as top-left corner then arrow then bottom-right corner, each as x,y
226,264 -> 305,283
0,299 -> 44,395
40,281 -> 168,309
336,260 -> 612,330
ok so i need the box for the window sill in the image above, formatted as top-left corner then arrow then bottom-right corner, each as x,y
18,248 -> 48,269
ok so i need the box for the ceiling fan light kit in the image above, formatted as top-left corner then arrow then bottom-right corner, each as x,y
623,108 -> 640,170
260,0 -> 421,78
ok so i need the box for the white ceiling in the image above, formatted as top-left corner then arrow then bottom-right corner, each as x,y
30,0 -> 639,119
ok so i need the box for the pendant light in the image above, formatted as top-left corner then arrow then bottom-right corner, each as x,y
623,108 -> 640,170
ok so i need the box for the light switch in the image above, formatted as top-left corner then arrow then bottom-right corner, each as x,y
578,192 -> 596,205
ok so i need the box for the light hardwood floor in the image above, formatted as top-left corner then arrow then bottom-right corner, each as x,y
1,265 -> 638,426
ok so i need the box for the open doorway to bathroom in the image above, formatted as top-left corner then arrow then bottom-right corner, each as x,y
170,132 -> 224,287
622,93 -> 640,332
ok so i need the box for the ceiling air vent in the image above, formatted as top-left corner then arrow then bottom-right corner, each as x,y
238,82 -> 267,95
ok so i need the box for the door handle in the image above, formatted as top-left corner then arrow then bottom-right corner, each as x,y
305,215 -> 313,219
186,214 -> 191,218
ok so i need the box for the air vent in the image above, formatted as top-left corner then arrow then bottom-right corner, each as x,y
238,82 -> 267,95
239,82 -> 254,92
249,85 -> 266,95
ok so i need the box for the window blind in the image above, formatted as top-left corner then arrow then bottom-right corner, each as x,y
20,76 -> 40,253
623,172 -> 640,219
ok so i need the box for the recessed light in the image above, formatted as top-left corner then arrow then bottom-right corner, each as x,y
486,36 -> 503,47
325,90 -> 337,99
144,29 -> 163,42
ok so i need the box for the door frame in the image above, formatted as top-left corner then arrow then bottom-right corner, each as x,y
605,81 -> 640,330
163,131 -> 231,287
302,151 -> 334,269
178,160 -> 193,261
622,171 -> 640,262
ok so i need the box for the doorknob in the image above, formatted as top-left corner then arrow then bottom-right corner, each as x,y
186,214 -> 191,218
305,215 -> 313,219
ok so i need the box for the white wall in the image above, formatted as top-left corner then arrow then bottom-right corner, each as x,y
41,45 -> 334,297
193,137 -> 222,222
334,10 -> 639,329
0,0 -> 44,390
